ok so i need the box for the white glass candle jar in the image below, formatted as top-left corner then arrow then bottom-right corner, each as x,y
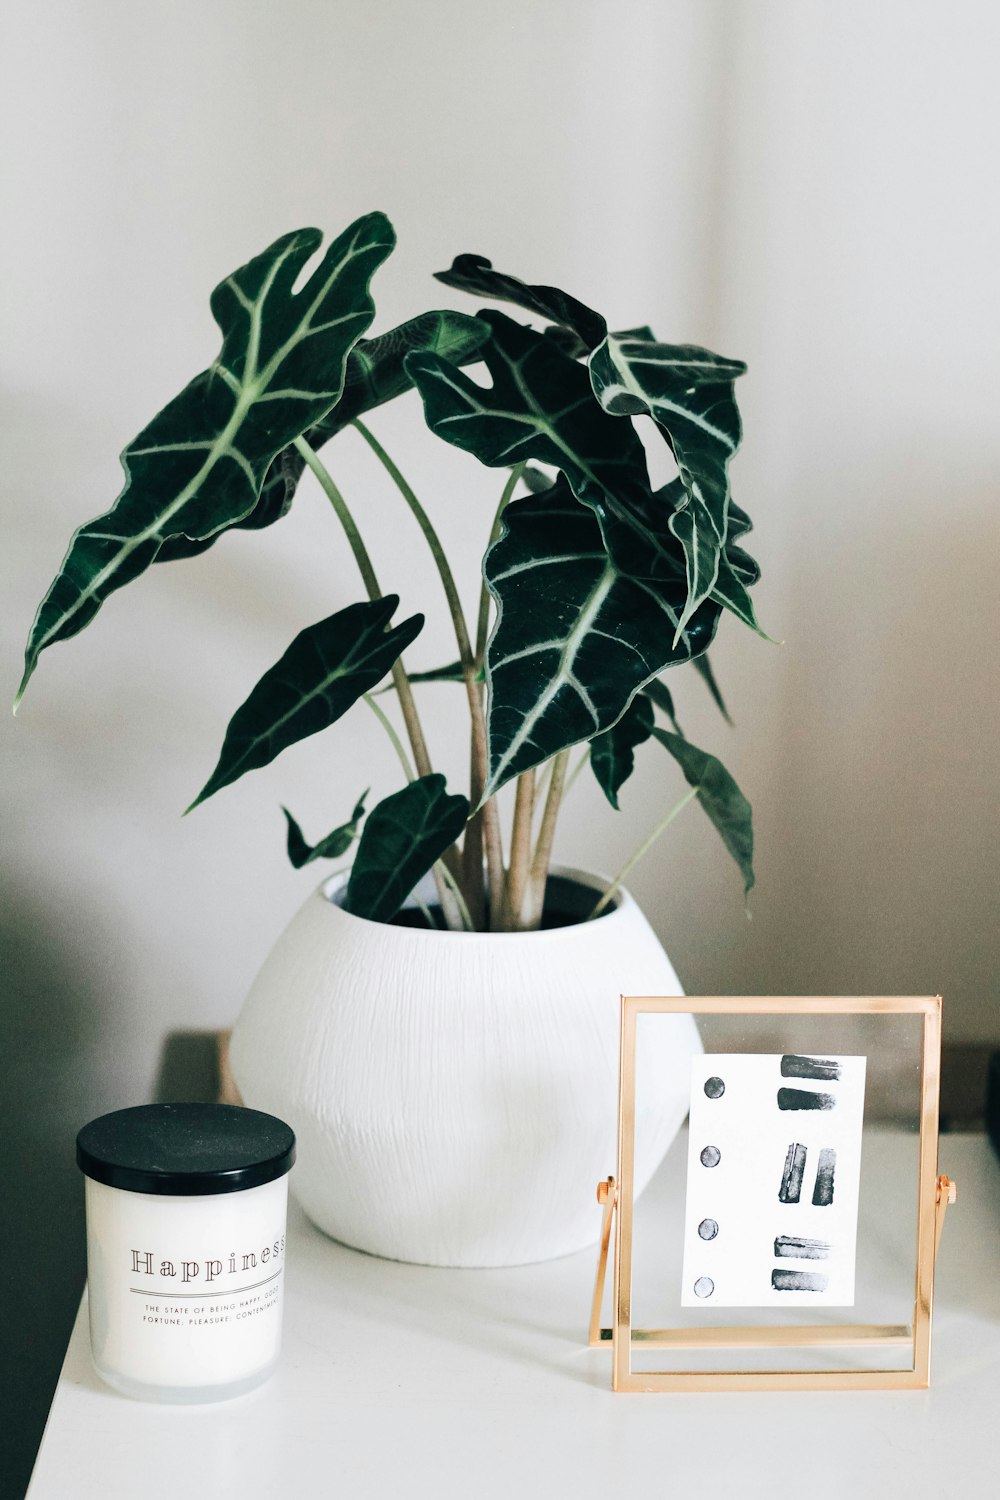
77,1102 -> 295,1403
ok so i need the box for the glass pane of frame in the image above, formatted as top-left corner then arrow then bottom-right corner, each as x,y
612,998 -> 940,1391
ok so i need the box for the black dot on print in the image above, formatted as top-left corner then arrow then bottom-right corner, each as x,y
698,1218 -> 719,1241
704,1076 -> 726,1099
694,1276 -> 715,1298
700,1145 -> 721,1168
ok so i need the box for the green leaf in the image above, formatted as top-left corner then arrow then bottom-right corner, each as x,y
712,543 -> 769,636
156,449 -> 300,563
18,213 -> 396,701
408,311 -> 676,577
482,480 -> 722,797
650,727 -> 754,895
642,679 -> 684,736
408,310 -> 647,503
156,312 -> 489,565
373,659 -> 479,695
691,653 -> 732,725
247,309 -> 493,525
590,694 -> 655,809
188,596 -> 422,810
403,660 -> 467,686
342,774 -> 470,923
589,334 -> 746,634
613,325 -> 657,343
433,254 -> 607,352
409,311 -> 760,648
283,792 -> 367,869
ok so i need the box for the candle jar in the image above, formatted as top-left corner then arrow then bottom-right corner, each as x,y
77,1102 -> 295,1403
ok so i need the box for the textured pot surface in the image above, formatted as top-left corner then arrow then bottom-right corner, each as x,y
230,867 -> 699,1267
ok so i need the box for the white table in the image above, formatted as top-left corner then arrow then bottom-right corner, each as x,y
28,1134 -> 1000,1500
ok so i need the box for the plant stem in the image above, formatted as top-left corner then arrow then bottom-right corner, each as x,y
562,748 -> 591,799
293,434 -> 434,778
435,858 -> 475,933
363,693 -> 414,782
294,434 -> 381,597
353,419 -> 471,657
523,750 -> 570,929
467,463 -> 525,928
589,785 -> 699,920
353,418 -> 496,926
411,891 -> 439,930
501,769 -> 536,930
293,434 -> 463,927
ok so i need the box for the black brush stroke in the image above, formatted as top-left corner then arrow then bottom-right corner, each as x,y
780,1054 -> 842,1082
778,1142 -> 807,1203
771,1269 -> 829,1293
774,1235 -> 831,1260
777,1087 -> 836,1111
812,1147 -> 836,1206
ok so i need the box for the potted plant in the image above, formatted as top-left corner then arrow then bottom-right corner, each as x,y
17,211 -> 764,1265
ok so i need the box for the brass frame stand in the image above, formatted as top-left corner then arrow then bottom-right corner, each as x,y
588,995 -> 957,1391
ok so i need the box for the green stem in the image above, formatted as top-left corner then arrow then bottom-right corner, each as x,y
293,433 -> 434,780
293,433 -> 381,598
562,748 -> 591,799
363,693 -> 414,783
589,785 -> 698,920
353,419 -> 473,664
293,434 -> 463,928
411,891 -> 439,931
353,418 -> 493,923
522,750 -> 570,929
435,859 -> 475,933
501,769 -> 536,930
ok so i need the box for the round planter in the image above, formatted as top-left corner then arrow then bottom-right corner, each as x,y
229,866 -> 699,1267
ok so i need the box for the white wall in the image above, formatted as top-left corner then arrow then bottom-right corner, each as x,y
2,0 -> 998,1132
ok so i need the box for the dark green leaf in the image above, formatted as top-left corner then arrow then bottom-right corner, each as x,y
589,335 -> 746,633
342,774 -> 469,923
542,326 -> 590,359
433,254 -> 607,351
18,214 -> 396,701
188,596 -> 422,809
409,311 -> 759,647
712,545 -> 769,636
175,310 -> 490,562
590,694 -> 654,809
613,325 -> 656,342
373,659 -> 479,695
691,653 -> 732,725
521,464 -> 557,494
408,310 -> 647,503
409,311 -> 681,584
283,792 -> 367,869
401,659 -> 467,686
651,727 -> 754,895
482,480 -> 722,796
156,448 -> 300,563
642,679 -> 684,736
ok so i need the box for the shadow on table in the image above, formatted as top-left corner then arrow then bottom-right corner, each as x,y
0,899 -> 224,1500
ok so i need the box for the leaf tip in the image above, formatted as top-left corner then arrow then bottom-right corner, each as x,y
13,662 -> 32,712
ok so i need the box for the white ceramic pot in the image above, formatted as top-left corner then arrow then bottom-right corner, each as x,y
230,867 -> 699,1267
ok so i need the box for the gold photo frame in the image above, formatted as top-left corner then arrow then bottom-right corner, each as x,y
590,996 -> 956,1392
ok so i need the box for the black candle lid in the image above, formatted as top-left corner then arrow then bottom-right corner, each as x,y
77,1103 -> 296,1197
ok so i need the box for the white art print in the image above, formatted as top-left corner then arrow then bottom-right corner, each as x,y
680,1053 -> 867,1308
